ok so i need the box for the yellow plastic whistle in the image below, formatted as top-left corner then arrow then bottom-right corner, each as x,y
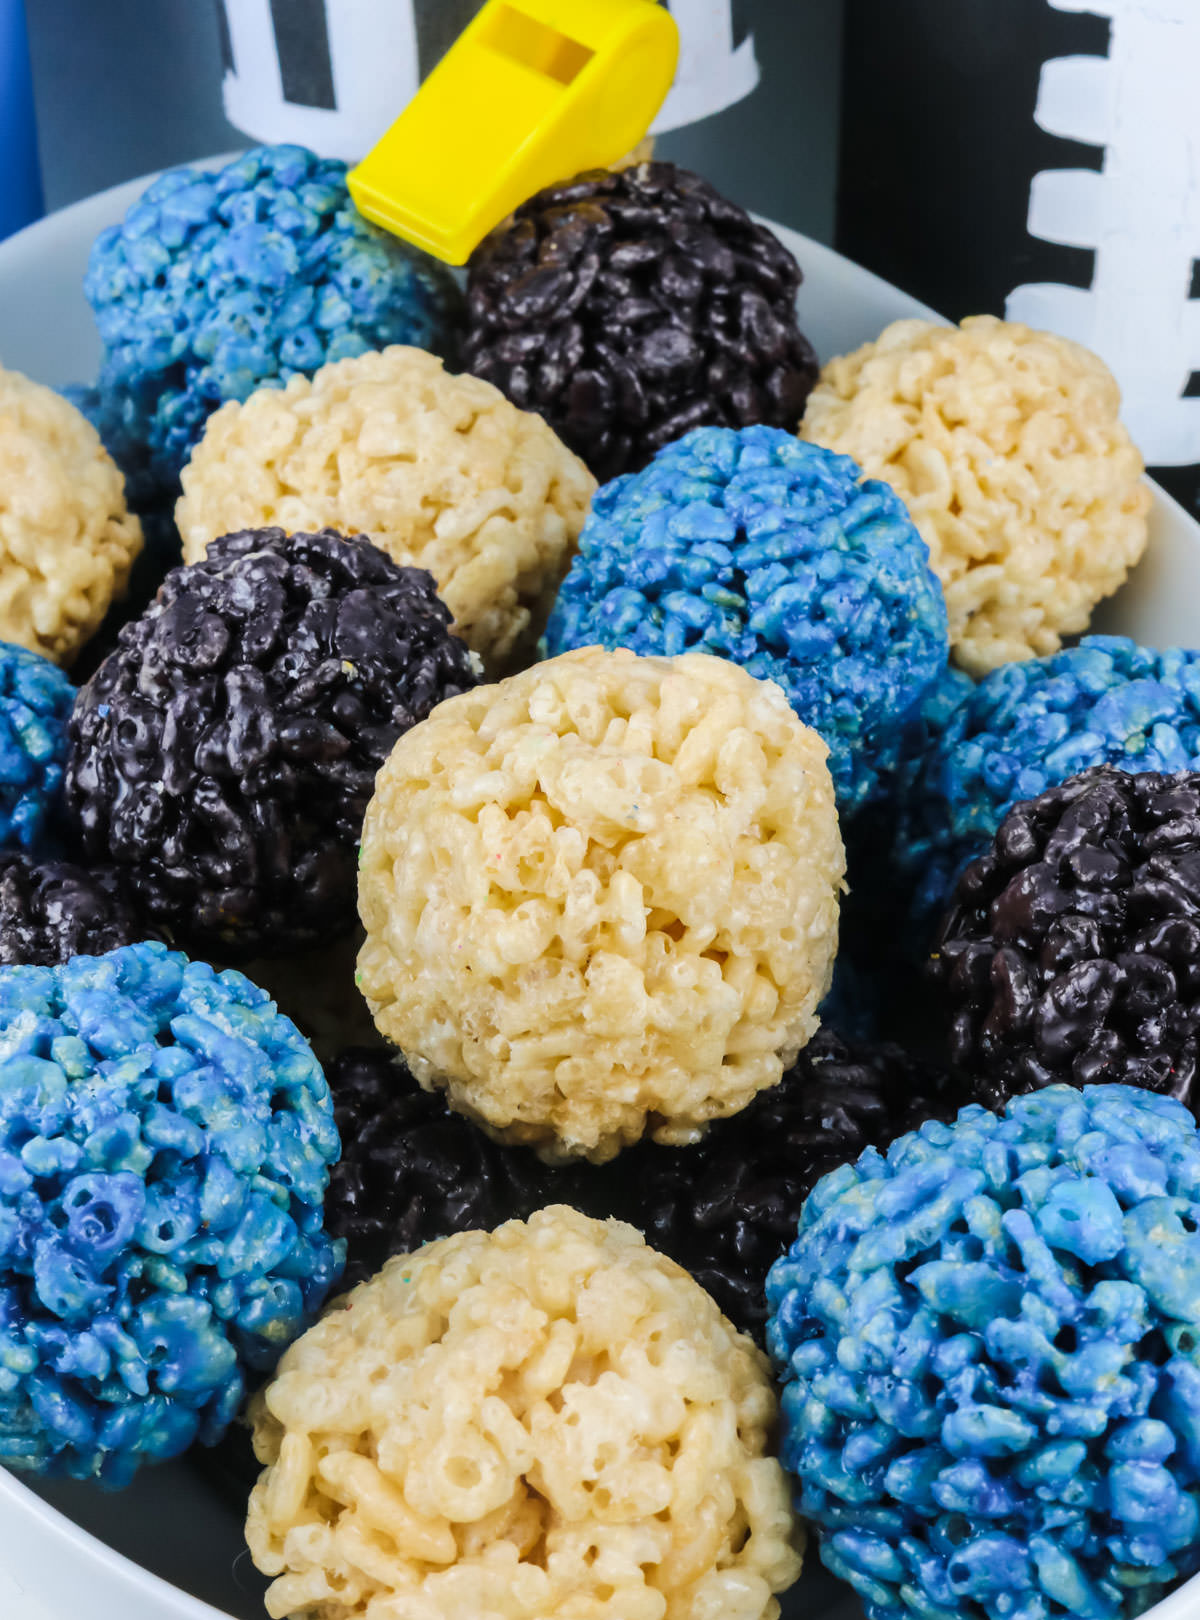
348,0 -> 679,266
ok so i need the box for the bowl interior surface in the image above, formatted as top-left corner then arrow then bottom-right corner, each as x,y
0,172 -> 1198,1620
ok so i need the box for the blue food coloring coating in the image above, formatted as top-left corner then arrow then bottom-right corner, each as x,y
543,426 -> 949,813
767,1084 -> 1200,1620
0,942 -> 343,1485
77,144 -> 463,491
896,636 -> 1200,928
0,643 -> 73,855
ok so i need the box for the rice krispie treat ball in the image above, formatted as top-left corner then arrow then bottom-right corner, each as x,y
464,162 -> 819,484
0,641 -> 73,855
78,144 -> 462,494
0,643 -> 74,848
0,852 -> 140,964
175,346 -> 596,669
246,1206 -> 802,1620
357,647 -> 845,1162
801,315 -> 1150,676
325,1048 -> 600,1289
0,942 -> 343,1484
897,636 -> 1200,928
545,426 -> 948,813
65,527 -> 477,958
931,766 -> 1200,1112
768,1083 -> 1200,1620
617,1028 -> 963,1341
0,365 -> 142,663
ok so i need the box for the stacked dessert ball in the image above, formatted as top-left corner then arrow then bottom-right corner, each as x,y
801,314 -> 1150,675
0,366 -> 143,664
248,1208 -> 802,1620
464,161 -> 819,482
930,765 -> 1200,1109
5,132 -> 1200,1620
65,525 -> 478,957
72,145 -> 463,504
175,345 -> 596,670
768,1083 -> 1200,1620
543,425 -> 949,813
0,942 -> 343,1484
356,645 -> 844,1162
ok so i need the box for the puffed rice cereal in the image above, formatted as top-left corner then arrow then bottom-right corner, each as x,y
246,1205 -> 803,1620
0,364 -> 142,663
800,315 -> 1150,676
356,647 -> 845,1162
174,346 -> 596,668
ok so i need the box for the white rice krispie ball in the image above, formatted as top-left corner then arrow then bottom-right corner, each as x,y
246,1206 -> 802,1620
800,315 -> 1151,676
175,346 -> 596,669
357,646 -> 844,1163
0,364 -> 142,664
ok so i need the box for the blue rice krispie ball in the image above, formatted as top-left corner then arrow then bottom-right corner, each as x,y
897,636 -> 1200,925
0,643 -> 73,855
767,1083 -> 1200,1620
543,426 -> 948,812
78,144 -> 463,493
0,942 -> 343,1485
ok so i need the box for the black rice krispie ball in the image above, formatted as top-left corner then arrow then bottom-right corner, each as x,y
463,162 -> 819,483
613,1027 -> 962,1340
325,1034 -> 957,1338
0,852 -> 142,965
929,764 -> 1200,1112
64,527 -> 478,958
326,1047 -> 599,1289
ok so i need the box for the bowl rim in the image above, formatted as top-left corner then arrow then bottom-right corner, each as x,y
0,1462 -> 233,1619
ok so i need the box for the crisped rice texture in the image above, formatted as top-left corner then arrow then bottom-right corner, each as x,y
357,647 -> 845,1162
931,766 -> 1200,1113
617,1028 -> 962,1342
801,315 -> 1150,677
326,1048 -> 600,1289
544,426 -> 948,813
463,161 -> 819,484
896,636 -> 1200,930
0,942 -> 343,1484
0,852 -> 141,964
0,366 -> 142,663
0,642 -> 73,856
81,144 -> 462,491
175,346 -> 596,669
247,1206 -> 802,1620
65,527 -> 477,958
768,1084 -> 1200,1620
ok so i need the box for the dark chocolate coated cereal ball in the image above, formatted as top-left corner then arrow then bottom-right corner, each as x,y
64,528 -> 478,958
615,1027 -> 963,1340
325,1047 -> 598,1289
464,162 -> 819,483
0,852 -> 142,965
930,765 -> 1200,1111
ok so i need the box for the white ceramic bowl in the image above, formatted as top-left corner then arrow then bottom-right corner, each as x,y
1,170 -> 1200,1620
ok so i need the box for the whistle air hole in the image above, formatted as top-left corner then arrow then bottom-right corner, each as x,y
482,5 -> 595,85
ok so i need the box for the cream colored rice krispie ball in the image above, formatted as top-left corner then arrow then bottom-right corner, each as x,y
246,1206 -> 802,1620
175,346 -> 596,668
800,315 -> 1150,676
357,646 -> 844,1163
0,365 -> 142,663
